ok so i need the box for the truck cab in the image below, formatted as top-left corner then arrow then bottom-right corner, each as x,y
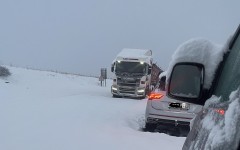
111,48 -> 156,98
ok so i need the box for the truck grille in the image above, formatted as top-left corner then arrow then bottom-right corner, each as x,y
119,87 -> 136,94
117,77 -> 140,87
117,77 -> 140,94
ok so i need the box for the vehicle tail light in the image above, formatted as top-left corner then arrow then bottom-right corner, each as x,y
215,109 -> 225,115
148,93 -> 164,100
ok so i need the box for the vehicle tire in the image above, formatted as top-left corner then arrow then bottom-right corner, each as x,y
112,94 -> 120,98
144,122 -> 157,132
138,95 -> 146,100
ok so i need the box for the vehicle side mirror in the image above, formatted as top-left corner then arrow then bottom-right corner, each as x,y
159,76 -> 166,91
111,63 -> 114,72
148,67 -> 152,75
168,63 -> 205,105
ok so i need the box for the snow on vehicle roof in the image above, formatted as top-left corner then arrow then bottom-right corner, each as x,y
113,48 -> 152,65
159,71 -> 167,79
167,38 -> 229,89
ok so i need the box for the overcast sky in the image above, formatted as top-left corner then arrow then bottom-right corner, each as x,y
0,0 -> 239,76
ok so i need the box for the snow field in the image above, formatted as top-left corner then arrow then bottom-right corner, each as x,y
0,67 -> 185,150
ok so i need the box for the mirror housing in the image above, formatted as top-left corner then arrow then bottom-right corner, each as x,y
167,62 -> 205,105
159,75 -> 166,91
148,67 -> 152,75
111,63 -> 115,72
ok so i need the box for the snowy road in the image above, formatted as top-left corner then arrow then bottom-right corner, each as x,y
0,67 -> 185,150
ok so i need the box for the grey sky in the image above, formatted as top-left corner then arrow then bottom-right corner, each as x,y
0,0 -> 239,76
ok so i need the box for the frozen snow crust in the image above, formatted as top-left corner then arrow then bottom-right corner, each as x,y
167,38 -> 228,89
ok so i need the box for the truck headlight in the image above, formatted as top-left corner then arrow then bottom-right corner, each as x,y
112,86 -> 118,91
137,88 -> 145,93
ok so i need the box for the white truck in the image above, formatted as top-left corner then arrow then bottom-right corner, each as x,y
111,48 -> 162,98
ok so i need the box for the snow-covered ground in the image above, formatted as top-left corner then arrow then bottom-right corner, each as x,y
0,67 -> 185,150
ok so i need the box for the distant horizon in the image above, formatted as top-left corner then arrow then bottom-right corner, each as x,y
2,64 -> 101,78
1,0 -> 239,76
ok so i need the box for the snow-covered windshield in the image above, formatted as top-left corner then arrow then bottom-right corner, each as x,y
115,61 -> 146,74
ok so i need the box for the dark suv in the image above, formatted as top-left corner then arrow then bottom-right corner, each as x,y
167,25 -> 240,150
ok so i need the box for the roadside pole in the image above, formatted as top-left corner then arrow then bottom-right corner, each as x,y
100,68 -> 107,87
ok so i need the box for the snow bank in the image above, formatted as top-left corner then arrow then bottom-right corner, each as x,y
0,66 -> 185,150
167,38 -> 228,89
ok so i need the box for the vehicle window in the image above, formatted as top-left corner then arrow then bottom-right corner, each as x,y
169,65 -> 202,98
213,31 -> 240,101
116,61 -> 146,74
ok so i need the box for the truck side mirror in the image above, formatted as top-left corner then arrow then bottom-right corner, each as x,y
111,65 -> 114,72
111,63 -> 115,72
168,62 -> 205,105
148,67 -> 152,75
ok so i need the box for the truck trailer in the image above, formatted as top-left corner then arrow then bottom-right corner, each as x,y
111,48 -> 162,99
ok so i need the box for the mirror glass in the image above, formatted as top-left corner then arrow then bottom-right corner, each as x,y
169,64 -> 203,99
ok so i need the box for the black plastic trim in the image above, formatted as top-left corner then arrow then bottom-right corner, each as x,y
167,62 -> 205,105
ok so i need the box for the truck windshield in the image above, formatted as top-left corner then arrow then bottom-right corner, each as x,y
116,61 -> 146,74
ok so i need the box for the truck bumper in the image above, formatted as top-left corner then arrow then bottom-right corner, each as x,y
111,85 -> 146,98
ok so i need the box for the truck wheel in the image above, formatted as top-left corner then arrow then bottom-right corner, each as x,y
112,94 -> 120,98
138,96 -> 145,100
